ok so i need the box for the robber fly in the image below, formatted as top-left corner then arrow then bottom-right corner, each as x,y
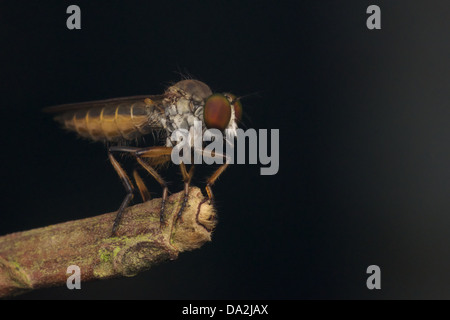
44,80 -> 242,235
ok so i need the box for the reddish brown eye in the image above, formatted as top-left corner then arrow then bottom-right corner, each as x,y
204,94 -> 232,130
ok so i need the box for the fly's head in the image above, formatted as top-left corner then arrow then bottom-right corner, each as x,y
168,79 -> 242,130
164,80 -> 242,148
203,92 -> 242,136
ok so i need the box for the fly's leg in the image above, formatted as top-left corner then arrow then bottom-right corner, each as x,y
205,163 -> 229,204
135,157 -> 169,227
133,169 -> 151,202
109,146 -> 173,228
108,152 -> 135,236
135,146 -> 173,159
177,162 -> 195,222
195,148 -> 230,204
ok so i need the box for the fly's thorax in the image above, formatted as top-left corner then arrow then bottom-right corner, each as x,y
168,79 -> 213,102
162,97 -> 206,147
162,80 -> 212,147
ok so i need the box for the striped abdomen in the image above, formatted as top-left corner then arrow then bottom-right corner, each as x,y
54,102 -> 164,141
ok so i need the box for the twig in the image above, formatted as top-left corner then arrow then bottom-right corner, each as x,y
0,187 -> 216,298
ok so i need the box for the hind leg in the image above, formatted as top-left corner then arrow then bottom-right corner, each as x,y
108,152 -> 135,236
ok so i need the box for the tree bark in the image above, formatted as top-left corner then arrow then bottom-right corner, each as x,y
0,187 -> 216,298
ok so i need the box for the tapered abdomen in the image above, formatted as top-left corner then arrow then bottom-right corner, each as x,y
54,102 -> 163,141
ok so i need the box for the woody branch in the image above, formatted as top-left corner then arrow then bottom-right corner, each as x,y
0,187 -> 216,298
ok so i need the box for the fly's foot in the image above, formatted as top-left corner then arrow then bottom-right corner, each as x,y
159,218 -> 168,229
110,227 -> 118,237
159,197 -> 168,228
176,195 -> 189,223
158,187 -> 169,228
111,214 -> 123,237
176,183 -> 190,224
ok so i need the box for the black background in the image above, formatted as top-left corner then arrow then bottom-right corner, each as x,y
1,1 -> 449,299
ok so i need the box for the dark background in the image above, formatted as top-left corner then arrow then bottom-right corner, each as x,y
1,0 -> 449,299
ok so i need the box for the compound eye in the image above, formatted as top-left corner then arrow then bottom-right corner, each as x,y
204,94 -> 232,131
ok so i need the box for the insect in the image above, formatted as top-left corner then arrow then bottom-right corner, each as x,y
44,80 -> 242,235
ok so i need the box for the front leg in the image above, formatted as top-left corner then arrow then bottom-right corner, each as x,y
205,163 -> 229,204
193,148 -> 230,204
